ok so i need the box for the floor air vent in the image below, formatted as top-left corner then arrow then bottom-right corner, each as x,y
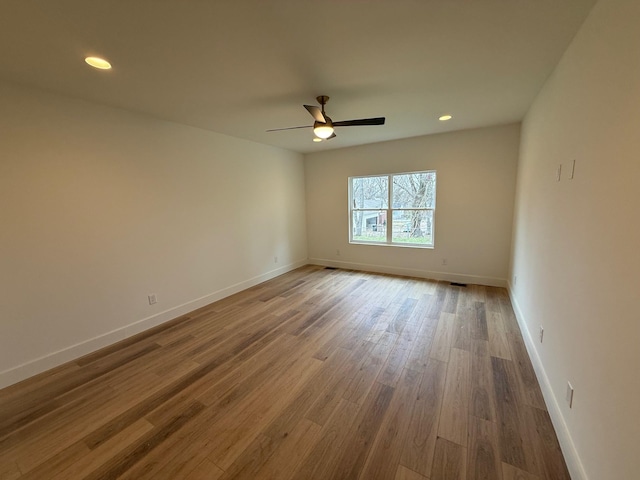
450,282 -> 467,287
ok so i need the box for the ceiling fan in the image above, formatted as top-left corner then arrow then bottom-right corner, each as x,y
266,95 -> 385,140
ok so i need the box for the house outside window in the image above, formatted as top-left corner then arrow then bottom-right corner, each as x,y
349,171 -> 436,248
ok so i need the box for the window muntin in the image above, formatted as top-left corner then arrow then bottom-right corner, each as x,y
349,171 -> 436,248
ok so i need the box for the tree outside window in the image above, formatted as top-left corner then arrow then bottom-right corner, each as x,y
349,171 -> 436,247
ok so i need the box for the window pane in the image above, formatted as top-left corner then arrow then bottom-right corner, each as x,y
352,210 -> 387,242
351,176 -> 388,209
392,172 -> 436,209
392,210 -> 433,246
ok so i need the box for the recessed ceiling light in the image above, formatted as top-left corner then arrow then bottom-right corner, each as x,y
313,137 -> 322,142
85,56 -> 112,70
439,114 -> 453,121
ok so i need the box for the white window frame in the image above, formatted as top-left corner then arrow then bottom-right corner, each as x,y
348,170 -> 436,248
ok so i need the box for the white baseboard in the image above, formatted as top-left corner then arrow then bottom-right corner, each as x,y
309,257 -> 507,288
507,283 -> 588,480
0,260 -> 308,389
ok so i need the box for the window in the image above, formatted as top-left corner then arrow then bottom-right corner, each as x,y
349,171 -> 436,247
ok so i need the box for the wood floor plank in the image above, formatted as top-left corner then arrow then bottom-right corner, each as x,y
452,308 -> 471,352
130,348 -> 322,479
502,463 -> 540,480
307,296 -> 384,357
343,332 -> 397,404
430,312 -> 456,362
305,340 -> 375,426
0,267 -> 570,480
82,400 -> 206,480
365,307 -> 400,344
427,282 -> 448,319
114,400 -> 233,480
471,302 -> 489,341
377,332 -> 413,387
470,339 -> 497,421
438,348 -> 471,446
184,459 -> 224,480
49,419 -> 153,480
467,416 -> 502,480
0,361 -> 80,403
206,357 -> 323,470
359,368 -> 422,480
194,332 -> 299,408
337,306 -> 385,352
431,436 -> 467,480
0,342 -> 159,440
442,287 -> 459,314
13,438 -> 90,480
1,383 -> 121,474
527,407 -> 571,480
395,465 -> 429,480
0,381 -> 114,457
486,310 -> 512,360
456,284 -> 476,313
470,285 -> 487,304
507,332 -> 546,410
407,290 -> 438,324
263,347 -> 352,438
491,357 -> 529,473
400,358 -> 447,477
403,315 -> 435,372
222,417 -> 321,480
290,398 -> 361,480
484,287 -> 505,313
0,461 -> 21,480
387,297 -> 418,334
251,418 -> 321,480
325,382 -> 395,480
217,433 -> 276,479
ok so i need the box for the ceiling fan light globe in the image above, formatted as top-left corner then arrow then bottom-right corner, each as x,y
313,123 -> 334,139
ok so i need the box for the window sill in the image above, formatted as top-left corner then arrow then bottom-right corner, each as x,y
349,241 -> 434,250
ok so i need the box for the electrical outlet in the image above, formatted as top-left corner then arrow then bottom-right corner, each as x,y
539,326 -> 544,343
556,164 -> 562,182
442,258 -> 448,266
148,294 -> 157,305
566,381 -> 574,408
336,249 -> 340,256
274,256 -> 278,264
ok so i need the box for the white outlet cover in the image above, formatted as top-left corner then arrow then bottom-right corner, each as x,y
566,381 -> 574,408
539,326 -> 544,343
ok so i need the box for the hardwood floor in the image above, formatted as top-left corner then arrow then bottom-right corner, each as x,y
0,266 -> 570,479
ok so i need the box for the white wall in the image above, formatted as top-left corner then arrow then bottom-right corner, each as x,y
510,0 -> 640,478
0,81 -> 308,388
305,124 -> 520,287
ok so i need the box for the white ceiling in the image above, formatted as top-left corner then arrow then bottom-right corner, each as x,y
0,0 -> 596,154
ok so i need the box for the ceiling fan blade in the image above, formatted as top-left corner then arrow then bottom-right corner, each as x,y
332,117 -> 386,127
266,125 -> 311,132
304,105 -> 327,123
